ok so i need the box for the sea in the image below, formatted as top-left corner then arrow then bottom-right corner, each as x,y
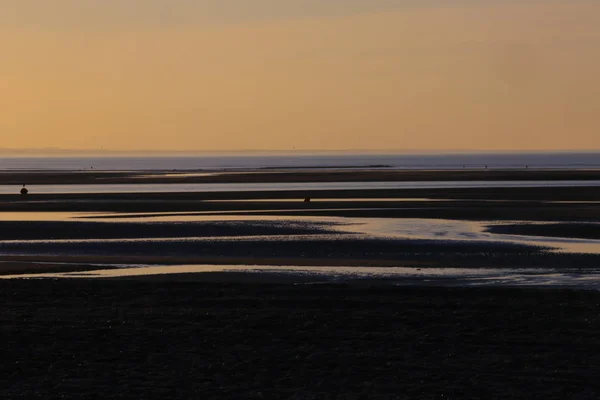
1,152 -> 600,194
1,151 -> 600,171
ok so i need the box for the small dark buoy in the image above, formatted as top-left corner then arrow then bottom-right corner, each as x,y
20,185 -> 28,196
304,197 -> 311,203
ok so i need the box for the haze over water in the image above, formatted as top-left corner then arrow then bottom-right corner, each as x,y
2,152 -> 600,171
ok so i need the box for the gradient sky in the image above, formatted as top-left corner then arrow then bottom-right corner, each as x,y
2,0 -> 599,151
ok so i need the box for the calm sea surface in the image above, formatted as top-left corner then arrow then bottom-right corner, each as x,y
2,152 -> 600,171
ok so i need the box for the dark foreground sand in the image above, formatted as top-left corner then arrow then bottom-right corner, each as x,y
2,280 -> 600,399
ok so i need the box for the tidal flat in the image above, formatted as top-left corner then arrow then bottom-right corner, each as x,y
3,170 -> 600,398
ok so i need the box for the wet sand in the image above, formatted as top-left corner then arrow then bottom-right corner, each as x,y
2,182 -> 600,274
3,280 -> 600,399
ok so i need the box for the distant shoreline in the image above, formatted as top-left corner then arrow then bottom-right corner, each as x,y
3,149 -> 600,156
3,152 -> 600,172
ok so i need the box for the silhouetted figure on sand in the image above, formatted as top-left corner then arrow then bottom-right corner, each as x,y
304,197 -> 311,203
20,185 -> 28,197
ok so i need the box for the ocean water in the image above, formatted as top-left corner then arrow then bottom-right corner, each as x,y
2,152 -> 600,171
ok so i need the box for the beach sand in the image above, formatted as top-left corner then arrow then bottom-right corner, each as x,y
2,280 -> 600,399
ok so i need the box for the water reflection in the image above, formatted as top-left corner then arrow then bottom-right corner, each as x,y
202,198 -> 447,203
351,218 -> 600,254
0,212 -> 102,221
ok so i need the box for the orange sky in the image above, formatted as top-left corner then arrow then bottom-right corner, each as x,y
1,1 -> 599,151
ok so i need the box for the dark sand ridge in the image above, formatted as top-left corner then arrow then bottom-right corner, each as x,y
0,256 -> 433,275
3,194 -> 600,220
0,235 -> 549,262
3,280 -> 600,399
488,223 -> 600,240
0,261 -> 120,275
4,168 -> 600,185
0,220 -> 337,240
3,185 -> 600,202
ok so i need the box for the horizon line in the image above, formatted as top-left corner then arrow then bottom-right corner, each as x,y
1,148 -> 600,155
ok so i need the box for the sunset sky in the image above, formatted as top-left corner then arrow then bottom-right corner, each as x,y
2,1 -> 599,151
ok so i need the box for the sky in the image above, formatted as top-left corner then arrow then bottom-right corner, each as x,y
1,0 -> 599,152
